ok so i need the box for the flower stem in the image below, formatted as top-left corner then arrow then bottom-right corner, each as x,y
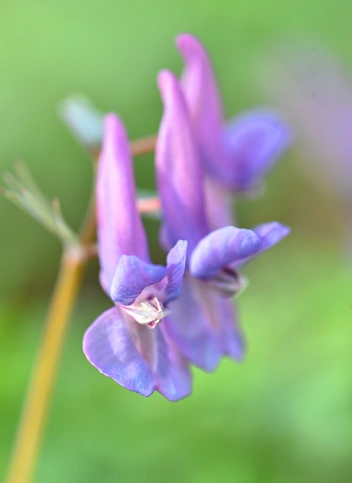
130,134 -> 157,157
5,251 -> 87,483
5,133 -> 157,483
91,133 -> 157,160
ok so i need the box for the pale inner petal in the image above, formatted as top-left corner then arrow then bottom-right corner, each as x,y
122,296 -> 171,329
208,267 -> 248,297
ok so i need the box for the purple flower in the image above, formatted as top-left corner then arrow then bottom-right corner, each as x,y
176,33 -> 291,194
156,70 -> 290,371
263,44 -> 352,197
83,114 -> 192,401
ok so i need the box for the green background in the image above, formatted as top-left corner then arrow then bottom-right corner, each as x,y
0,1 -> 351,482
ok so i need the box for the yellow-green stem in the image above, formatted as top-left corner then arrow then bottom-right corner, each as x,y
4,133 -> 157,483
5,252 -> 86,483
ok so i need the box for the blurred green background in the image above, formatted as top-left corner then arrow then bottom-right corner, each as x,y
1,1 -> 351,482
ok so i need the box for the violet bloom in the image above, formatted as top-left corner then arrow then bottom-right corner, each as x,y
83,114 -> 192,401
156,71 -> 290,371
263,44 -> 352,197
176,33 -> 291,197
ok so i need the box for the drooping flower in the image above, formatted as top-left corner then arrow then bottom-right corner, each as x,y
175,33 -> 291,225
156,70 -> 290,371
83,114 -> 192,401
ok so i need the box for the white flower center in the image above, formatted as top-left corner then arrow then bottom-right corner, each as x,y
123,296 -> 171,329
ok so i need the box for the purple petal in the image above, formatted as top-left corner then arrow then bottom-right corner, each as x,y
164,274 -> 222,371
218,299 -> 245,360
191,283 -> 244,360
265,45 -> 352,196
234,222 -> 291,268
83,307 -> 155,397
254,221 -> 291,250
204,177 -> 235,230
154,327 -> 192,401
110,255 -> 167,306
125,314 -> 192,401
164,240 -> 187,304
221,110 -> 292,190
190,226 -> 261,280
97,114 -> 149,291
156,70 -> 209,254
176,33 -> 227,176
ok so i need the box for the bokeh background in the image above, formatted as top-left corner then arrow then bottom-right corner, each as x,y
1,1 -> 351,482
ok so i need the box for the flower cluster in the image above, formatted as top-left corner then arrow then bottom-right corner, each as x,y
83,34 -> 291,401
